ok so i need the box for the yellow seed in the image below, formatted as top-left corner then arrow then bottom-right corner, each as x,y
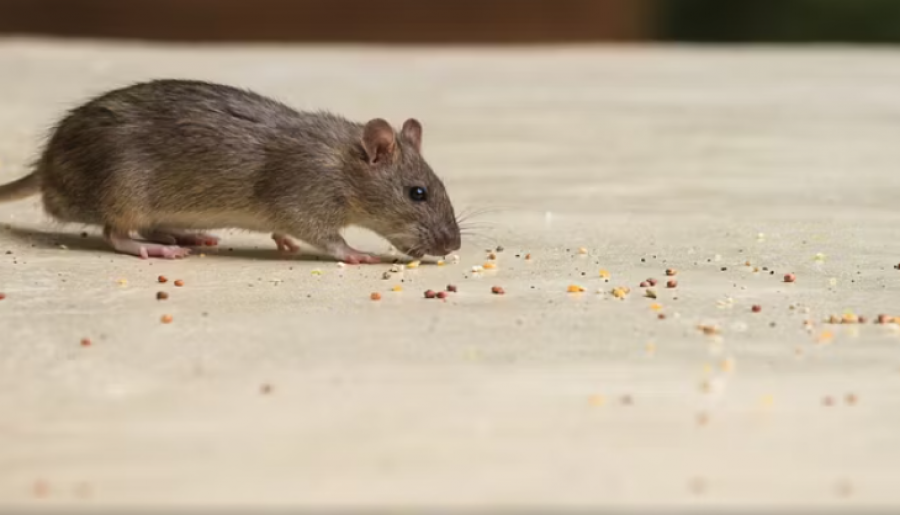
311,270 -> 322,276
650,303 -> 663,311
436,260 -> 445,266
483,262 -> 497,270
720,357 -> 736,373
598,269 -> 610,279
588,394 -> 606,407
406,260 -> 421,269
612,287 -> 629,299
578,247 -> 588,255
392,285 -> 403,292
116,279 -> 128,286
567,284 -> 585,293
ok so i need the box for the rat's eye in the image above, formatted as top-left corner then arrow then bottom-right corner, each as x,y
409,186 -> 428,202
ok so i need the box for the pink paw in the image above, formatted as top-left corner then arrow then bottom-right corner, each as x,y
139,244 -> 191,260
272,234 -> 301,254
341,253 -> 380,265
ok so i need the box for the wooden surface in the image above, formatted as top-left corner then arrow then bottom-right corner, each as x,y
0,0 -> 649,43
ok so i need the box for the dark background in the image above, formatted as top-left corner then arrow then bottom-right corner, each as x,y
0,0 -> 897,44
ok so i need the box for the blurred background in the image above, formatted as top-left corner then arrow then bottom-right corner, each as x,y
0,0 -> 898,44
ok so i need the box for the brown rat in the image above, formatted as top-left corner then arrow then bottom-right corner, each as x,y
0,79 -> 461,263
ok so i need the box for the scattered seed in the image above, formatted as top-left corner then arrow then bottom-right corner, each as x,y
174,280 -> 184,287
525,253 -> 532,261
260,384 -> 273,395
645,289 -> 657,299
698,325 -> 720,336
447,284 -> 458,293
483,262 -> 496,270
392,285 -> 403,292
752,305 -> 762,313
784,273 -> 796,283
845,393 -> 858,406
370,292 -> 382,301
647,278 -> 658,286
157,291 -> 169,300
496,246 -> 504,252
667,280 -> 678,288
588,394 -> 606,407
658,313 -> 667,320
598,269 -> 611,279
620,395 -> 634,406
491,286 -> 505,295
823,396 -> 835,407
407,260 -> 421,269
640,281 -> 649,288
0,293 -> 5,300
424,290 -> 436,299
578,247 -> 588,255
611,287 -> 630,299
436,291 -> 448,300
666,269 -> 677,276
160,314 -> 173,324
80,338 -> 91,347
567,285 -> 585,293
158,275 -> 168,283
382,271 -> 391,280
437,260 -> 445,266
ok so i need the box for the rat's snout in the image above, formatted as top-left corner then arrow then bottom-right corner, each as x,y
433,225 -> 461,256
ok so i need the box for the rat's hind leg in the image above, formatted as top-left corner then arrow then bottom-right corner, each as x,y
272,233 -> 301,254
105,227 -> 190,259
140,228 -> 219,247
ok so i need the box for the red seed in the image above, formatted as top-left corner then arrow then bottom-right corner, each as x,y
446,284 -> 458,292
877,314 -> 892,324
647,278 -> 658,286
174,279 -> 185,287
161,314 -> 174,324
370,292 -> 382,301
784,273 -> 796,283
0,293 -> 5,300
667,280 -> 677,289
658,313 -> 667,320
752,305 -> 762,313
424,290 -> 436,299
639,281 -> 650,288
80,338 -> 91,347
491,286 -> 505,295
158,275 -> 168,283
157,291 -> 169,300
436,291 -> 448,300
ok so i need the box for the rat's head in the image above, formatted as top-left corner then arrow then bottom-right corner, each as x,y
355,118 -> 460,258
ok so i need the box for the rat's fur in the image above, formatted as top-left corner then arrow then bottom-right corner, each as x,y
0,79 -> 461,261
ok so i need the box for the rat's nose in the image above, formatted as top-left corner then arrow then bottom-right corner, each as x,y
436,227 -> 461,255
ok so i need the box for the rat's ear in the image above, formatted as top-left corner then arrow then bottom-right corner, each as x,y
401,118 -> 423,152
362,118 -> 396,165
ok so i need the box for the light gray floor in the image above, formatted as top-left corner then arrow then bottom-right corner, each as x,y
1,39 -> 899,508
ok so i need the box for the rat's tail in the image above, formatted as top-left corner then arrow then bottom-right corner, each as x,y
0,173 -> 40,203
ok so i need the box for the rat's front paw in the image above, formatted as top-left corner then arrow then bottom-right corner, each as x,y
341,253 -> 380,265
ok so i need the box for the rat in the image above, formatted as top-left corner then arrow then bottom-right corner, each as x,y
0,79 -> 461,263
